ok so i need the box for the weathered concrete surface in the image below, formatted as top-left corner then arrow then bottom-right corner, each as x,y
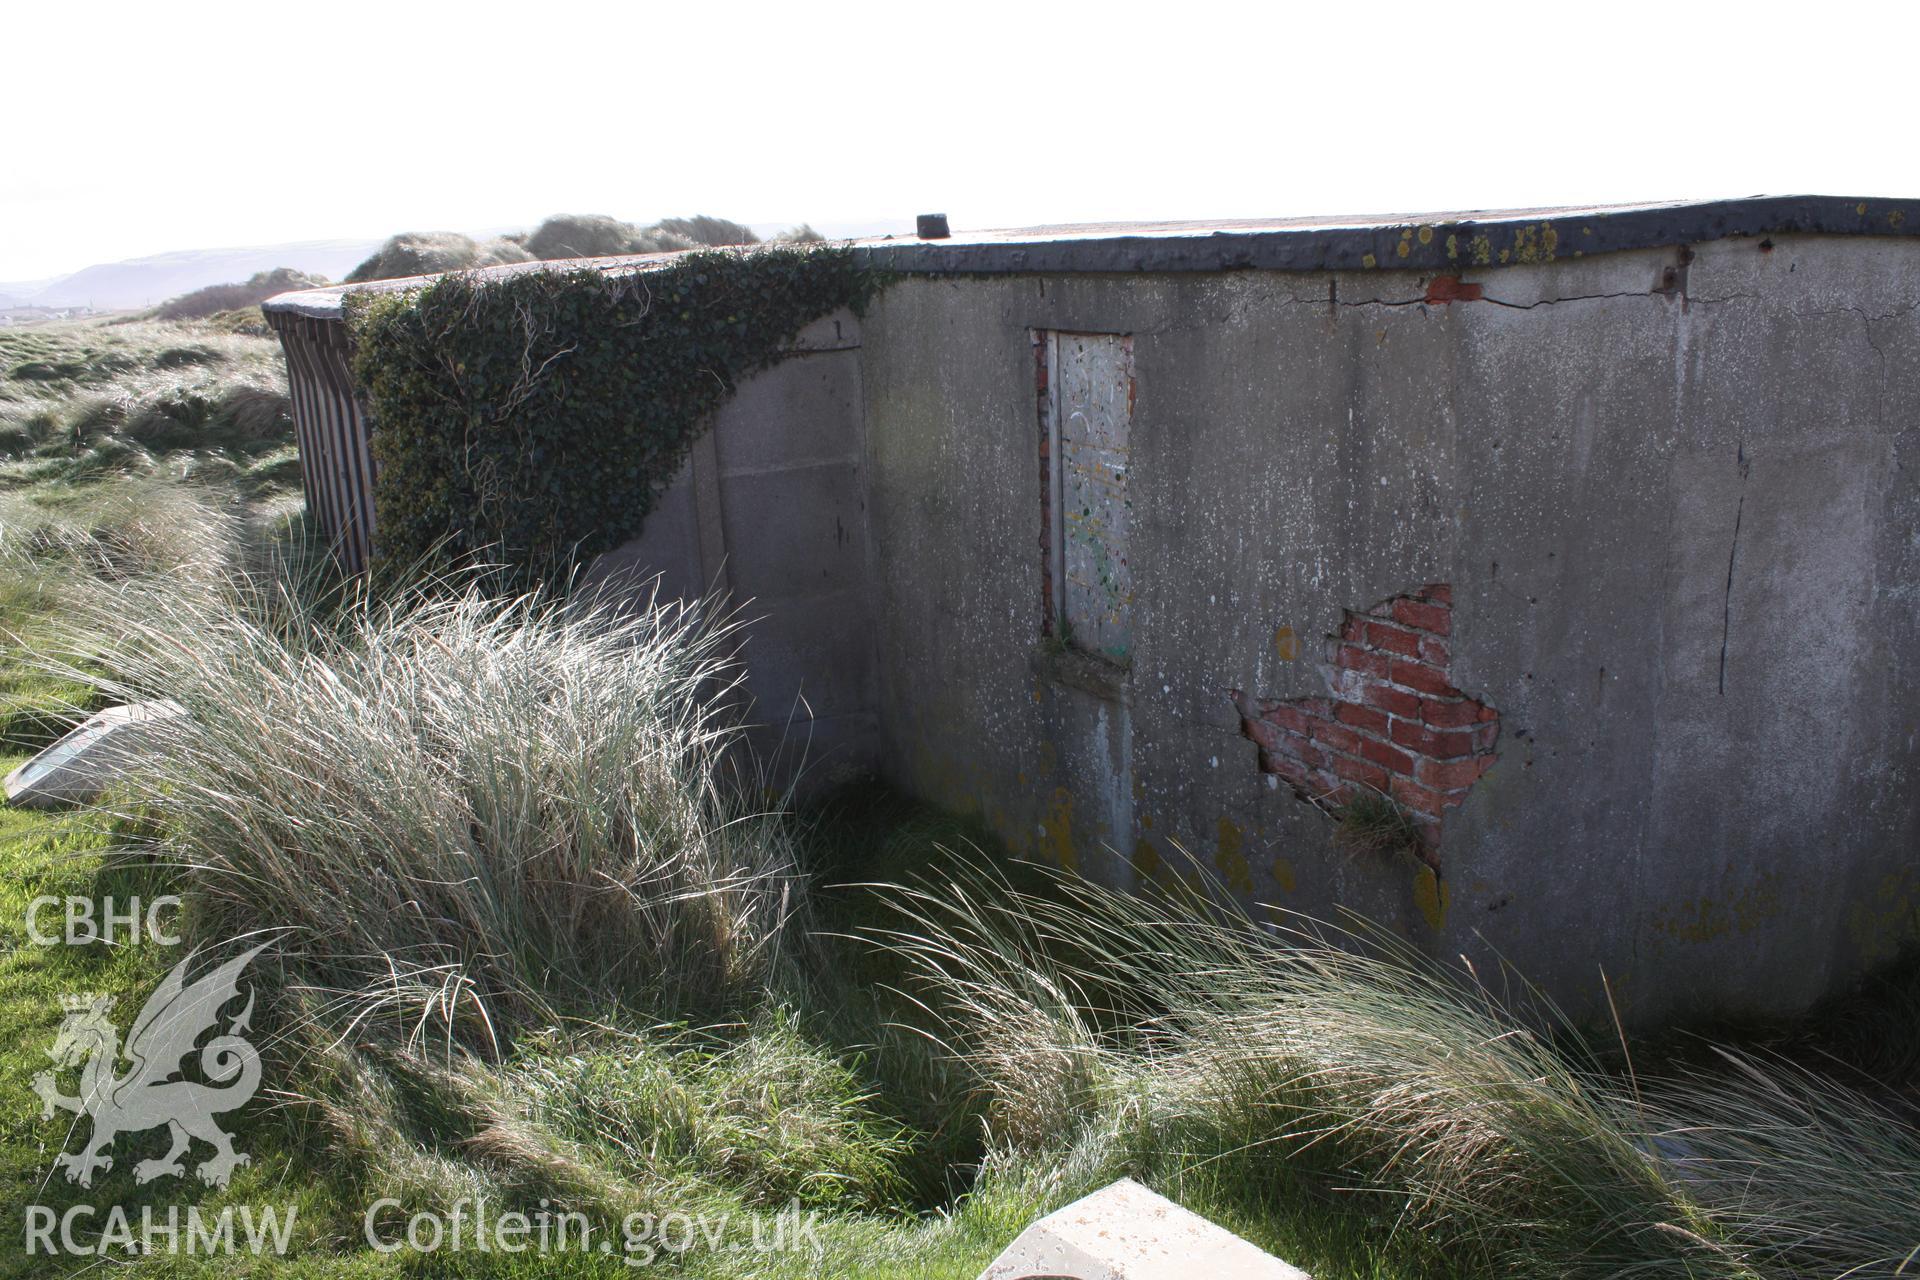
261,209 -> 1920,1023
583,310 -> 879,790
977,1178 -> 1309,1280
860,235 -> 1920,1023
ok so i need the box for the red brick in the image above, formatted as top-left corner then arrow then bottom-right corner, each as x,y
1389,718 -> 1433,753
1359,736 -> 1416,774
1293,740 -> 1329,768
1390,775 -> 1449,816
1420,583 -> 1452,605
1424,275 -> 1484,305
1340,613 -> 1368,643
1363,683 -> 1423,718
1242,717 -> 1281,753
1311,721 -> 1362,755
1334,702 -> 1390,735
1265,753 -> 1311,786
1472,722 -> 1500,752
1333,755 -> 1389,790
1363,621 -> 1422,657
1418,634 -> 1450,667
1417,756 -> 1487,790
1390,660 -> 1456,696
1272,725 -> 1312,752
1422,698 -> 1482,727
1476,703 -> 1499,723
1390,720 -> 1474,758
1391,598 -> 1452,636
1265,703 -> 1315,736
1326,668 -> 1367,700
1333,644 -> 1390,679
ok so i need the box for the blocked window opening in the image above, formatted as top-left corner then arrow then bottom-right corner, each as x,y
1036,330 -> 1135,664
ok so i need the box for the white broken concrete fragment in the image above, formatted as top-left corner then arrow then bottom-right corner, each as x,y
2,701 -> 185,809
977,1177 -> 1311,1280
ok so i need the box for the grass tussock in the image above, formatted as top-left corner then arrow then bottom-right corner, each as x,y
154,267 -> 327,321
1331,786 -> 1423,857
343,231 -> 535,284
875,856 -> 1920,1279
57,570 -> 802,1048
0,479 -> 271,752
346,214 -> 764,283
0,318 -> 294,493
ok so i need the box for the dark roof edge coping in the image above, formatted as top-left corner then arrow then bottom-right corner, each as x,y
263,195 -> 1916,322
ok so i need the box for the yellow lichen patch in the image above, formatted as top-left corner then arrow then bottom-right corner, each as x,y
1133,837 -> 1163,885
1858,201 -> 1869,216
1396,228 -> 1413,259
1040,787 -> 1077,872
1417,225 -> 1434,246
1217,817 -> 1253,895
1471,236 -> 1493,266
1274,625 -> 1301,661
1847,870 -> 1920,966
1362,253 -> 1378,269
1891,209 -> 1906,229
1272,854 -> 1297,895
1652,874 -> 1784,944
1445,233 -> 1460,260
1413,864 -> 1449,930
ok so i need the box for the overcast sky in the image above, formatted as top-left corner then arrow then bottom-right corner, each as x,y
5,0 -> 1914,282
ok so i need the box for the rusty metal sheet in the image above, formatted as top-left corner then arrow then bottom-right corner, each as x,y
1051,332 -> 1134,662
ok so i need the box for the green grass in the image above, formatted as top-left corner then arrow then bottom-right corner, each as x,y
0,786 -> 1447,1278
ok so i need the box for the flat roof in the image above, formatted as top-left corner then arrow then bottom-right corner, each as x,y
265,195 -> 1917,319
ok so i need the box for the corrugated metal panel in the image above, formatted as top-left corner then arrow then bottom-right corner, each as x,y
1049,332 -> 1134,663
266,311 -> 375,574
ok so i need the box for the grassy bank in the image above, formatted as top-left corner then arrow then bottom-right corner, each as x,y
0,316 -> 295,495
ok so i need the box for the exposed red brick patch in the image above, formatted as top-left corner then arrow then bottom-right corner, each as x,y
1424,275 -> 1484,305
1231,583 -> 1499,867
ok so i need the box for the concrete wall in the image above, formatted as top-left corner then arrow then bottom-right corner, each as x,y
585,310 -> 880,789
265,210 -> 1920,1023
858,235 -> 1920,1023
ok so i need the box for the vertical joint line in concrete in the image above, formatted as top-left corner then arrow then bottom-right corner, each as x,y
1718,441 -> 1749,696
1046,331 -> 1066,634
691,430 -> 730,599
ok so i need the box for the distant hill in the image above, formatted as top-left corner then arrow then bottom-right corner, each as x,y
0,238 -> 382,312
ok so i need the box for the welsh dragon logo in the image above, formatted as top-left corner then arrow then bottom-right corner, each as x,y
32,943 -> 269,1189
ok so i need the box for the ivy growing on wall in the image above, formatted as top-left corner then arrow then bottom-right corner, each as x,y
346,246 -> 874,583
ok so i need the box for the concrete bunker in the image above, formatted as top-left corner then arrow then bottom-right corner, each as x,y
264,196 -> 1920,1023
